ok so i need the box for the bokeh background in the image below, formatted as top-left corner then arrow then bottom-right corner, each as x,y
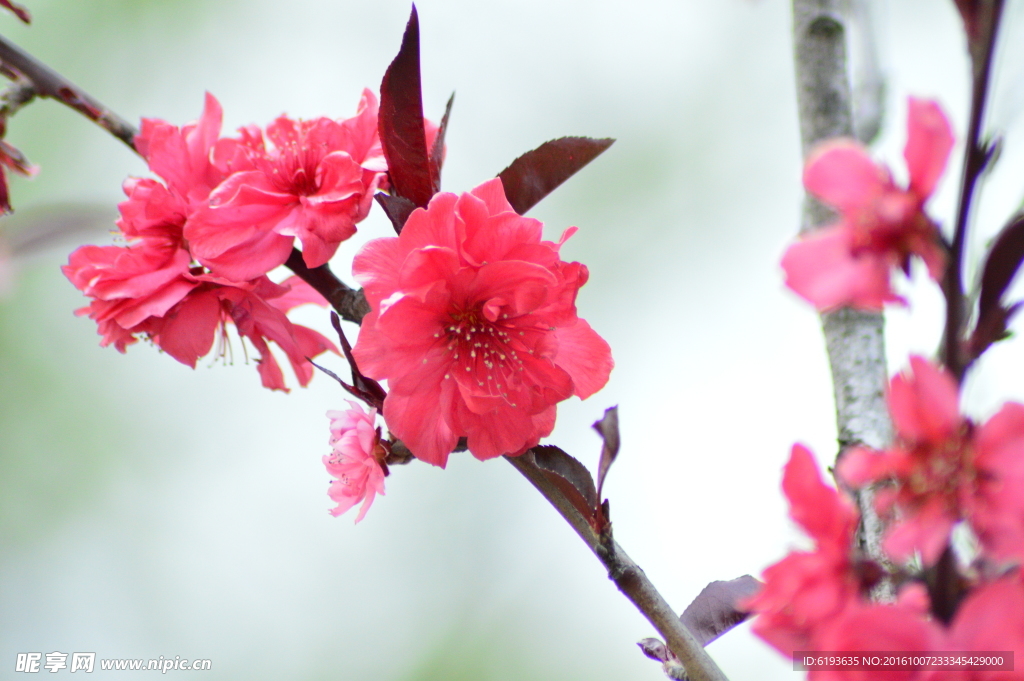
2,0 -> 1024,679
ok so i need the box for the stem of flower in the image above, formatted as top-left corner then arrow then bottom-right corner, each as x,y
0,32 -> 138,151
942,0 -> 1005,384
505,453 -> 730,681
792,0 -> 895,600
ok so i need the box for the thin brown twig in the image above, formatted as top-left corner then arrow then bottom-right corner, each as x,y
284,249 -> 369,324
506,452 -> 729,681
0,31 -> 138,151
942,0 -> 1005,384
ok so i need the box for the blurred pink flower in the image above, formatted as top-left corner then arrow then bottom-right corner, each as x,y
752,444 -> 1024,671
747,444 -> 861,655
324,402 -> 386,523
782,98 -> 953,311
352,177 -> 613,467
839,356 -> 1024,566
186,90 -> 386,280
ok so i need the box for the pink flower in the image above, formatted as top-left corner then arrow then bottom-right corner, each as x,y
185,90 -> 386,280
839,356 -> 1024,566
782,98 -> 953,311
965,403 -> 1024,566
66,95 -> 340,391
752,444 -> 1024,671
351,177 -> 613,467
839,357 -> 971,565
747,444 -> 862,655
135,92 -> 240,209
64,178 -> 198,353
145,275 -> 338,392
324,402 -> 386,523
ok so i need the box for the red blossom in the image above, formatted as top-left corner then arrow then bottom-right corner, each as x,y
782,98 -> 953,311
185,90 -> 386,280
324,402 -> 386,523
753,445 -> 1024,673
839,356 -> 1024,567
351,177 -> 612,467
135,92 -> 240,208
747,444 -> 862,655
65,94 -> 338,391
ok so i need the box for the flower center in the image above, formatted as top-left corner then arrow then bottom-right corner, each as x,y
440,307 -> 530,404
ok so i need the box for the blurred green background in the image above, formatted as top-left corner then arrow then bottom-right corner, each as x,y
2,0 -> 1023,679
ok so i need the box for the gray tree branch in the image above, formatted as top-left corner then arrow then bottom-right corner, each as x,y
505,453 -> 729,681
792,0 -> 895,599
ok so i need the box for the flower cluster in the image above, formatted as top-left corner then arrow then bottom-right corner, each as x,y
63,91 -> 391,390
63,76 -> 614,522
749,360 -> 1024,676
782,99 -> 953,311
351,177 -> 614,467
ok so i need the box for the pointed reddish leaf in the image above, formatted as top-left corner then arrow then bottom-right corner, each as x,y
973,213 -> 1024,359
530,445 -> 598,520
679,575 -> 762,647
375,192 -> 418,234
429,92 -> 454,194
379,6 -> 434,208
978,213 -> 1024,316
330,312 -> 387,410
593,405 -> 620,500
0,0 -> 30,24
497,137 -> 614,215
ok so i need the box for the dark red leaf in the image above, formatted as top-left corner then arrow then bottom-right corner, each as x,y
429,92 -> 453,194
680,575 -> 762,647
978,213 -> 1024,315
530,445 -> 598,520
374,192 -> 418,235
0,0 -> 30,24
497,136 -> 614,215
329,312 -> 387,411
593,405 -> 620,501
379,5 -> 434,208
973,213 -> 1024,359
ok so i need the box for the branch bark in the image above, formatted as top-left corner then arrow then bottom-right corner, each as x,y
0,32 -> 138,151
284,249 -> 369,324
506,453 -> 729,681
792,0 -> 894,598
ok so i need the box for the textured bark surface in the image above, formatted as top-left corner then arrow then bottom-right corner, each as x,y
792,0 -> 895,599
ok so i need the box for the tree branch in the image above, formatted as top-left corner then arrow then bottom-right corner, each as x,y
284,249 -> 369,324
505,452 -> 729,681
942,0 -> 1005,383
0,32 -> 138,151
792,0 -> 895,599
